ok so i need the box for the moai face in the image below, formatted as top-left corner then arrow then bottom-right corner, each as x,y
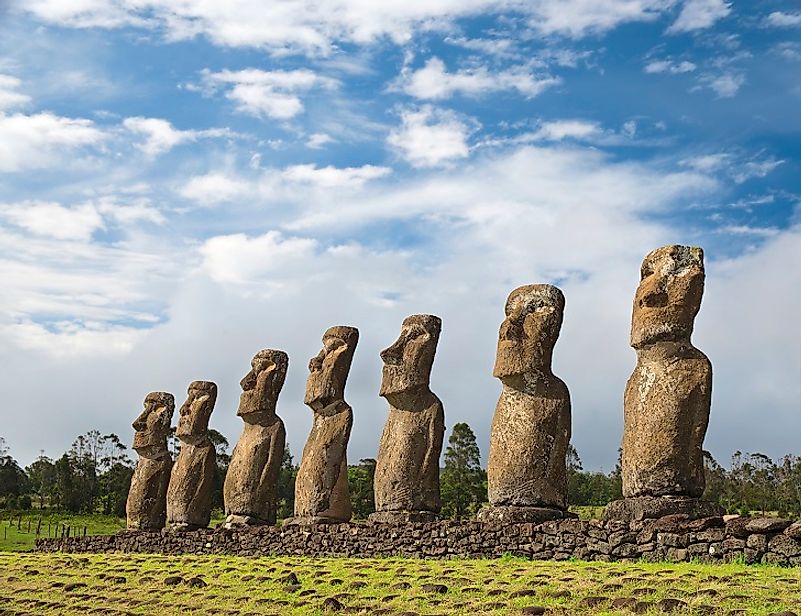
132,392 -> 174,454
379,314 -> 441,398
238,349 -> 288,421
304,326 -> 359,410
630,245 -> 704,349
176,380 -> 217,444
493,284 -> 565,380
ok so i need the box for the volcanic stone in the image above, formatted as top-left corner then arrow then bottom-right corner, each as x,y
372,315 -> 444,523
126,391 -> 174,531
224,349 -> 288,526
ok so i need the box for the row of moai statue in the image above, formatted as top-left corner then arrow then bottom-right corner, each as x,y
126,244 -> 721,531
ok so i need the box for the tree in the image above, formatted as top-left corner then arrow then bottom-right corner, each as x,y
0,438 -> 30,508
26,453 -> 57,509
208,429 -> 230,512
276,445 -> 297,520
348,458 -> 376,519
440,423 -> 487,519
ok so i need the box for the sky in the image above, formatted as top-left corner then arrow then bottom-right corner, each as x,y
0,0 -> 799,471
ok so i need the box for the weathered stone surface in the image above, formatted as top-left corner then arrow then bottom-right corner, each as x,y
166,381 -> 217,531
38,515 -> 801,566
224,349 -> 288,527
126,392 -> 175,531
292,326 -> 358,524
785,522 -> 801,539
622,245 -> 712,499
372,315 -> 444,522
480,285 -> 571,521
476,505 -> 576,524
745,517 -> 793,534
604,496 -> 723,523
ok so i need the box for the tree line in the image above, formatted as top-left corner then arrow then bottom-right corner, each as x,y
2,431 -> 800,519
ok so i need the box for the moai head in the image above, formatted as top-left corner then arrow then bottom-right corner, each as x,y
176,380 -> 217,444
304,326 -> 359,411
631,245 -> 704,349
132,392 -> 174,456
493,284 -> 565,380
238,349 -> 288,422
379,314 -> 441,399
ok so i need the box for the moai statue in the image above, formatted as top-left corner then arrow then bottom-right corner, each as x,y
477,285 -> 574,524
604,245 -> 722,521
126,392 -> 175,530
289,326 -> 358,525
166,380 -> 217,530
223,350 -> 288,527
370,314 -> 445,523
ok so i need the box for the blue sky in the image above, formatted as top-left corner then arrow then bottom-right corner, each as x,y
0,0 -> 799,471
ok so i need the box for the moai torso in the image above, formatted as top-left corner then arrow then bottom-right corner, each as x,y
622,245 -> 712,498
293,326 -> 358,522
166,381 -> 217,529
126,392 -> 174,530
486,285 -> 571,510
224,350 -> 288,525
373,315 -> 444,516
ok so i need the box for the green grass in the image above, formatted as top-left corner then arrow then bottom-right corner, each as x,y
569,505 -> 606,520
0,552 -> 799,614
0,511 -> 125,552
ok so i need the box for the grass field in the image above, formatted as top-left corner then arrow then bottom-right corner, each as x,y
1,552 -> 800,615
0,511 -> 126,552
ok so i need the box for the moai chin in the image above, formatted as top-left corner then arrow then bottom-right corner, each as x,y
477,285 -> 575,524
289,326 -> 358,525
223,350 -> 288,527
604,245 -> 722,522
370,314 -> 445,523
166,380 -> 217,531
126,392 -> 175,531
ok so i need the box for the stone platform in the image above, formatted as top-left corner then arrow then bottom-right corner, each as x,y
36,515 -> 801,566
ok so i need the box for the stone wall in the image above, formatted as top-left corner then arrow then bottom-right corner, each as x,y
35,515 -> 801,566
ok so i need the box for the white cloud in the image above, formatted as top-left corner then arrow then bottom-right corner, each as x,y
697,72 -> 745,98
179,162 -> 391,206
306,132 -> 334,149
680,152 -> 784,183
534,119 -> 602,141
668,0 -> 731,34
731,158 -> 784,184
681,153 -> 730,173
0,74 -> 31,111
178,172 -> 251,205
0,112 -> 107,172
644,59 -> 697,74
199,68 -> 336,119
0,201 -> 103,241
766,11 -> 801,28
16,0 -> 679,54
718,225 -> 780,237
281,164 -> 391,188
525,0 -> 671,37
0,198 -> 166,241
122,116 -> 231,156
200,231 -> 317,286
387,106 -> 474,168
398,57 -> 560,100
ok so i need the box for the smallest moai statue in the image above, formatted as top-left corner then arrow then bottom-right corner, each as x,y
289,326 -> 358,525
223,350 -> 288,527
477,284 -> 575,524
126,392 -> 175,531
166,380 -> 217,531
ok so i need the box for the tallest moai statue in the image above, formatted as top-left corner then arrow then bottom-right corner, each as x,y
605,245 -> 723,521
